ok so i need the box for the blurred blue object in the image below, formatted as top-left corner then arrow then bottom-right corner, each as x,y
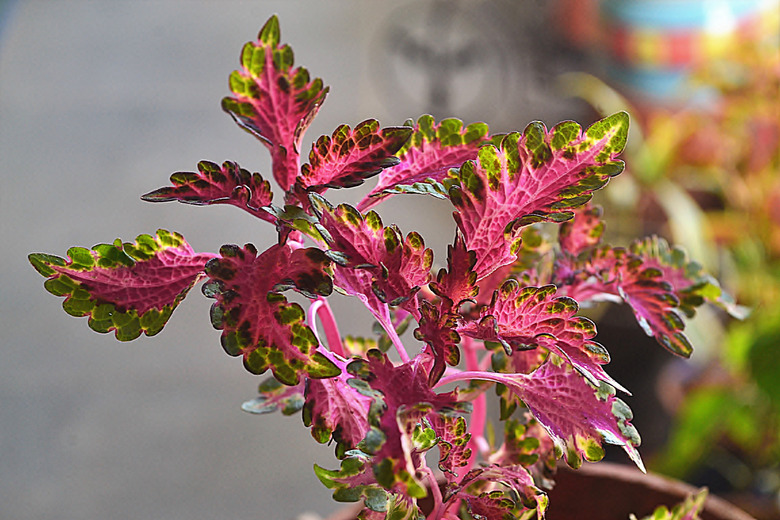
598,0 -> 777,102
0,0 -> 19,43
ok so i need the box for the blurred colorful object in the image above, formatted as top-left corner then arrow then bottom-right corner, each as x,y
560,7 -> 780,513
598,0 -> 779,100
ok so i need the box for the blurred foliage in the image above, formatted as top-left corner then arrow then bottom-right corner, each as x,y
561,19 -> 780,515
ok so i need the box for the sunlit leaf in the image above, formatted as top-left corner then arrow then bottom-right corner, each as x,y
458,281 -> 623,391
141,160 -> 275,223
297,119 -> 412,192
495,357 -> 643,471
357,115 -> 491,211
29,230 -> 216,340
222,15 -> 328,190
450,112 -> 628,278
311,195 -> 433,318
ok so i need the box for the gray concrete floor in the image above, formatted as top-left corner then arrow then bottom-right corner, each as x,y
0,2 -> 582,519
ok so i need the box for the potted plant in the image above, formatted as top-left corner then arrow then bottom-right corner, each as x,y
29,15 -> 749,519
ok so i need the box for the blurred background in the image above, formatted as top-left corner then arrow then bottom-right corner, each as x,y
1,1 -> 777,519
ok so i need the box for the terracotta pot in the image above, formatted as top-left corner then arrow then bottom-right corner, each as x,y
322,462 -> 755,520
546,462 -> 755,520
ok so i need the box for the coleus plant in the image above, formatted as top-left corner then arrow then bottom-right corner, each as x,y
29,16 -> 735,520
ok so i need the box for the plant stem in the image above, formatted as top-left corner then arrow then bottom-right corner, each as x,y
434,370 -> 504,390
309,297 -> 345,357
463,337 -> 486,473
422,466 -> 444,520
380,314 -> 411,363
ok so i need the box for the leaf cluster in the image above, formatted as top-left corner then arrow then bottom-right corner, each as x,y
29,15 -> 740,520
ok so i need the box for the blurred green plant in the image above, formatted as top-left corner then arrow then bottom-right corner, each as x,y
560,23 -> 780,515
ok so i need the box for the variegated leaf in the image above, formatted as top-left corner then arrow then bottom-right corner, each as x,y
458,281 -> 623,391
297,119 -> 412,192
29,230 -> 216,340
452,464 -> 548,519
346,350 -> 465,498
202,243 -> 339,384
429,415 -> 472,481
303,352 -> 372,448
141,160 -> 275,223
449,112 -> 628,278
488,416 -> 557,490
558,244 -> 694,358
429,231 -> 479,310
497,357 -> 643,471
314,453 -> 389,512
241,376 -> 305,416
414,300 -> 461,385
310,195 -> 433,317
558,204 -> 605,257
357,115 -> 490,211
221,16 -> 328,190
629,235 -> 746,320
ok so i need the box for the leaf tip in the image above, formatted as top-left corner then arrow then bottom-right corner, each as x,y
258,15 -> 281,46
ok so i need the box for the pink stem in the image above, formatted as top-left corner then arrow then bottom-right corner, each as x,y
462,337 -> 486,474
385,319 -> 411,363
463,336 -> 480,372
434,370 -> 505,390
479,350 -> 493,371
311,297 -> 345,358
307,300 -> 323,341
423,466 -> 443,520
443,504 -> 461,520
442,366 -> 463,378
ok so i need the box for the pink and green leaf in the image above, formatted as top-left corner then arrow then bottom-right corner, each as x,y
558,204 -> 605,257
414,300 -> 461,385
359,493 -> 421,520
458,281 -> 622,391
496,357 -> 643,471
556,205 -> 744,357
346,350 -> 465,497
303,353 -> 372,448
617,255 -> 694,357
452,464 -> 548,518
488,417 -> 557,490
490,347 -> 550,420
429,232 -> 479,310
141,160 -> 275,223
429,415 -> 472,481
202,242 -> 339,384
310,195 -> 433,315
29,230 -> 216,341
449,112 -> 628,278
221,15 -> 328,190
314,456 -> 423,520
465,491 -> 528,520
296,119 -> 412,192
558,245 -> 695,358
357,115 -> 491,211
630,236 -> 747,320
